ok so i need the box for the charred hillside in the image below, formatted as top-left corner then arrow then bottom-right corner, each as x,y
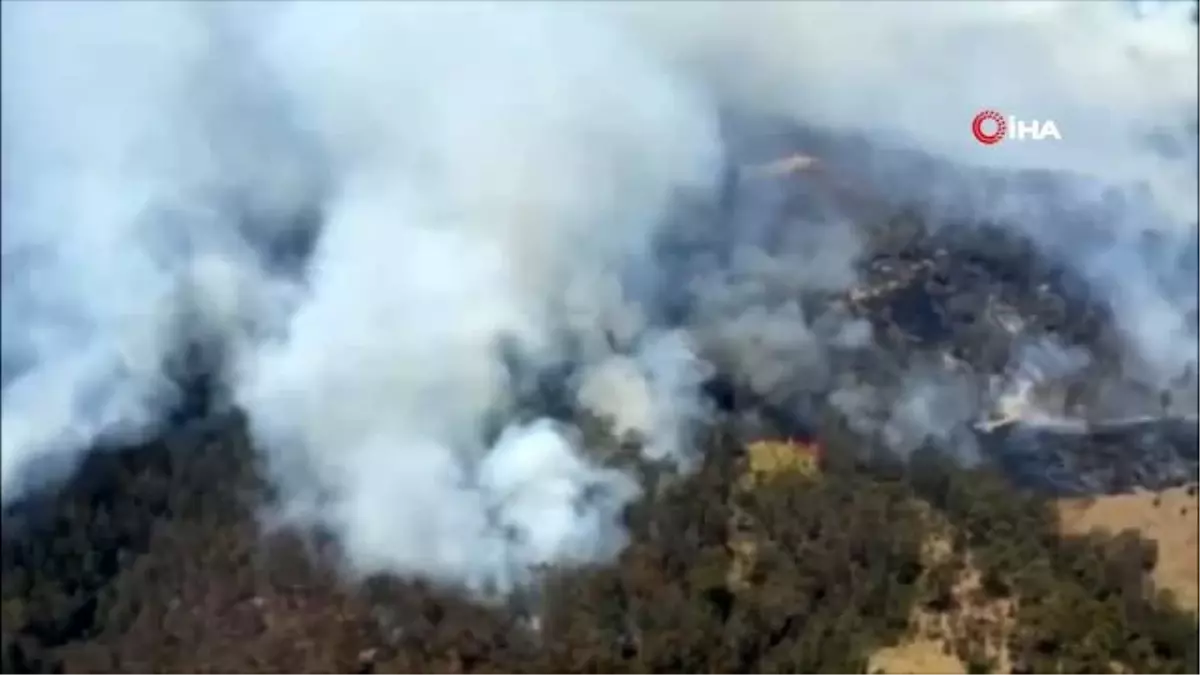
668,135 -> 1198,497
842,213 -> 1198,495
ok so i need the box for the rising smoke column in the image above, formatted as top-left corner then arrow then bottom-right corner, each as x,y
3,0 -> 724,593
234,2 -> 725,591
0,1 -> 323,498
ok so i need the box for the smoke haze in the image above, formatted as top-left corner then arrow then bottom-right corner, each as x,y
2,1 -> 1196,592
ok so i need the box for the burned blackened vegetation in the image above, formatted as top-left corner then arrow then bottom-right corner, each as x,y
3,157 -> 1198,673
843,213 -> 1198,495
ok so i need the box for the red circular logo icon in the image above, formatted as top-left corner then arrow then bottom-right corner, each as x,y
972,110 -> 1006,145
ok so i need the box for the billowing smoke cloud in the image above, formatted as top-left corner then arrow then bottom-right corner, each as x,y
2,1 -> 1196,592
2,0 -> 722,593
0,1 -> 323,495
607,0 -> 1197,447
236,3 -> 724,592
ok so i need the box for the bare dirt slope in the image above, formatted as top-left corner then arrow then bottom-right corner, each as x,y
870,483 -> 1200,674
1058,484 -> 1199,615
869,638 -> 968,675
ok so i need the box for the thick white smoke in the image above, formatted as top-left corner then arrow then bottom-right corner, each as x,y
2,1 -> 1196,592
237,2 -> 720,591
605,0 -> 1198,385
2,1 -> 721,593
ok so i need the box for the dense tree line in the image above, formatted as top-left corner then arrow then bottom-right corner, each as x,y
907,448 -> 1198,673
3,412 -> 1196,674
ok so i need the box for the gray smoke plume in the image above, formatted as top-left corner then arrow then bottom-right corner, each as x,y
2,1 -> 1196,593
610,0 -> 1197,449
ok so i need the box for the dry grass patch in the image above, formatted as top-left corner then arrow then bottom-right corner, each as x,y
1058,484 -> 1199,615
